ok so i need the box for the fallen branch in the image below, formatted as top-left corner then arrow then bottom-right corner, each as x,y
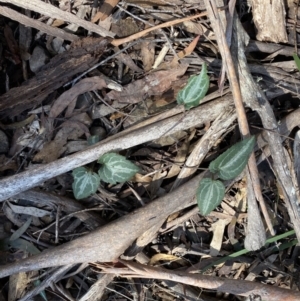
97,260 -> 300,301
204,0 -> 271,246
0,0 -> 114,38
0,173 -> 204,277
0,96 -> 233,202
230,14 -> 300,244
0,108 -> 300,277
0,6 -> 79,41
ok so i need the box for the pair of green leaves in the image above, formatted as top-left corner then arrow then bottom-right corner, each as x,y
197,136 -> 256,215
72,153 -> 140,200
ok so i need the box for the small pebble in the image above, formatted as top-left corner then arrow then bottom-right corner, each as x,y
29,46 -> 50,73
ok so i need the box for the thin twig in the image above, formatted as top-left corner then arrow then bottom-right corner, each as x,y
99,260 -> 300,301
204,0 -> 274,237
111,7 -> 226,46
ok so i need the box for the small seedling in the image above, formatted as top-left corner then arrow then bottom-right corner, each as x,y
197,136 -> 255,215
72,153 -> 139,200
176,65 -> 254,215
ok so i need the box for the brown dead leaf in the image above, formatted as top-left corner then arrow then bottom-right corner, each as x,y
0,155 -> 17,172
149,254 -> 186,266
4,25 -> 21,64
171,35 -> 200,67
52,19 -> 65,27
183,21 -> 214,38
105,64 -> 188,104
92,0 -> 119,22
210,218 -> 231,257
115,47 -> 143,73
33,113 -> 91,163
183,21 -> 204,35
140,40 -> 155,71
150,76 -> 188,108
49,77 -> 107,118
8,262 -> 31,301
112,18 -> 140,38
61,112 -> 92,138
166,137 -> 189,179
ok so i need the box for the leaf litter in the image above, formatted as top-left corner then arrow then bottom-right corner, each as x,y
0,0 -> 300,300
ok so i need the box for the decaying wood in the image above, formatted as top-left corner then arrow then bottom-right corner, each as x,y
0,96 -> 234,202
110,10 -> 221,47
251,0 -> 288,43
247,40 -> 299,57
0,6 -> 79,42
204,0 -> 271,244
98,260 -> 300,301
78,274 -> 115,301
0,0 -> 114,38
124,109 -> 237,257
0,106 -> 299,278
0,37 -> 109,117
244,169 -> 266,250
171,108 -> 237,190
231,15 -> 300,243
17,264 -> 76,301
0,173 -> 205,277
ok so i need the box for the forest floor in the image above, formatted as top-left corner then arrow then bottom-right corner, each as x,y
1,0 -> 300,300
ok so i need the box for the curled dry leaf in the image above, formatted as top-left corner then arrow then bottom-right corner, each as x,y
49,77 -> 107,118
33,113 -> 92,163
140,41 -> 155,72
105,64 -> 188,104
115,47 -> 143,73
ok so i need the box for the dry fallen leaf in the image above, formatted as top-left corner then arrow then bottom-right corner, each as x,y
149,253 -> 186,266
105,64 -> 188,104
49,77 -> 108,118
33,113 -> 92,163
140,40 -> 155,72
210,218 -> 231,257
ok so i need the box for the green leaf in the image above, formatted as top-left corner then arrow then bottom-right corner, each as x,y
72,167 -> 100,199
196,178 -> 225,215
209,136 -> 255,180
87,135 -> 100,145
293,53 -> 300,72
98,153 -> 140,185
10,238 -> 41,255
176,63 -> 209,110
10,217 -> 32,241
34,280 -> 48,301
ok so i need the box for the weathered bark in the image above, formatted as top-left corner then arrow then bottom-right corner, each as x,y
0,37 -> 109,117
0,173 -> 204,278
